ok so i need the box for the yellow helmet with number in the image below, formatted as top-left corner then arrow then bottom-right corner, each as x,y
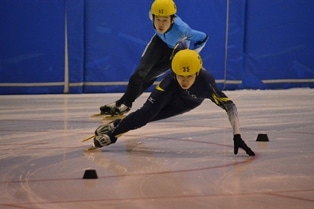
171,49 -> 202,76
151,0 -> 177,16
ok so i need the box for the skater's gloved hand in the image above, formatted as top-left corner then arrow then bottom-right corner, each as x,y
233,134 -> 255,156
170,39 -> 187,60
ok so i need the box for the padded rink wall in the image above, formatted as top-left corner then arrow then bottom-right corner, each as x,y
0,0 -> 313,94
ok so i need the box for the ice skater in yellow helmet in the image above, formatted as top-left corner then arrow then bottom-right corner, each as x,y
171,49 -> 202,75
93,49 -> 255,157
99,0 -> 208,116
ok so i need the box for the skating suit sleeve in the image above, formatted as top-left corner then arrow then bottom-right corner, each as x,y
198,70 -> 241,135
154,16 -> 208,52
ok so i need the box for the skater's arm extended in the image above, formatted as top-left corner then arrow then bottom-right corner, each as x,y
204,71 -> 255,156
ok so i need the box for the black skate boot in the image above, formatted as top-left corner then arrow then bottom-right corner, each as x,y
100,102 -> 116,115
93,134 -> 117,148
94,119 -> 122,136
113,104 -> 131,115
93,135 -> 111,147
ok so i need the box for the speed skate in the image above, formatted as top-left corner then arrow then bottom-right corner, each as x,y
90,113 -> 126,120
81,134 -> 97,152
84,115 -> 124,151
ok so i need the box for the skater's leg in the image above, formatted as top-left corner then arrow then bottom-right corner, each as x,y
100,35 -> 172,115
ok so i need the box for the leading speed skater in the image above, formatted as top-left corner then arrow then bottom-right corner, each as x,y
93,49 -> 255,157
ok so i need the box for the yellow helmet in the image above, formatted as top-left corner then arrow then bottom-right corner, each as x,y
171,49 -> 202,76
151,0 -> 177,16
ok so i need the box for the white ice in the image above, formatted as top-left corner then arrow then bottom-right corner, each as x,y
0,89 -> 313,209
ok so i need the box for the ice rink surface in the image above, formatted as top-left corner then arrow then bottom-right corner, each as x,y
0,89 -> 313,209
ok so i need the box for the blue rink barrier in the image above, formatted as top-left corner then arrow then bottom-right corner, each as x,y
0,0 -> 313,94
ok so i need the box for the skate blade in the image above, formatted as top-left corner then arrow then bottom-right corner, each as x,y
90,113 -> 126,120
102,114 -> 126,120
82,135 -> 95,142
84,146 -> 98,152
90,113 -> 106,118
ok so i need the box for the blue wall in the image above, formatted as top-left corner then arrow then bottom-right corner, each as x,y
0,0 -> 65,94
0,0 -> 313,94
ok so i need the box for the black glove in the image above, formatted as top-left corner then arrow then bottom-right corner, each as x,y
233,134 -> 255,156
170,39 -> 187,60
